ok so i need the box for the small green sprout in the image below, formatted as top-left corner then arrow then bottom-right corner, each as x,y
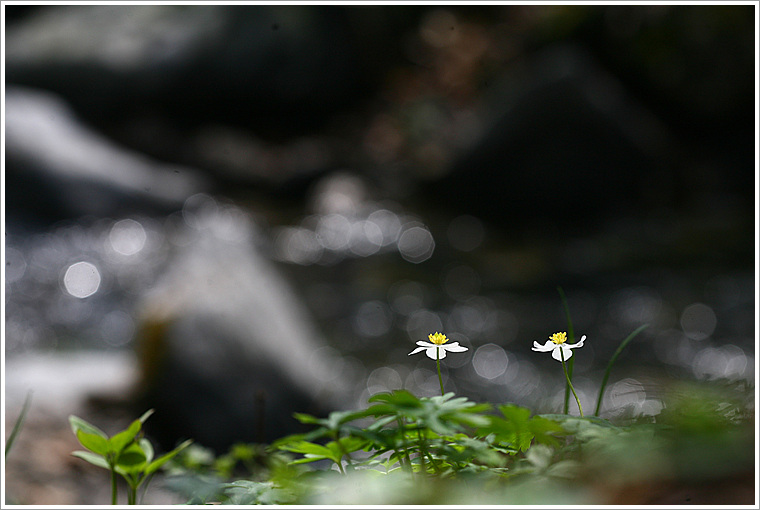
69,409 -> 192,505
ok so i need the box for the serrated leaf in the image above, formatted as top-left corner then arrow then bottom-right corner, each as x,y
499,404 -> 532,423
529,416 -> 566,448
76,429 -> 111,456
368,390 -> 421,409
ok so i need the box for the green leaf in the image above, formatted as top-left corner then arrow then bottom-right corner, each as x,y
478,405 -> 567,453
368,390 -> 421,409
144,439 -> 193,476
222,480 -> 296,505
280,440 -> 335,459
327,436 -> 368,458
137,409 -> 155,424
69,415 -> 108,440
116,442 -> 148,473
293,412 -> 322,425
109,418 -> 142,454
76,429 -> 111,456
528,416 -> 566,449
140,438 -> 154,465
72,450 -> 109,469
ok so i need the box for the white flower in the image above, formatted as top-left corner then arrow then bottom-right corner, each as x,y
532,331 -> 586,362
409,332 -> 468,360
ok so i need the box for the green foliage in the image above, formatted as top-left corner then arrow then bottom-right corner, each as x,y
69,409 -> 192,505
167,376 -> 753,505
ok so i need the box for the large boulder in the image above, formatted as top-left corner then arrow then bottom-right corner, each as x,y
132,198 -> 354,451
4,5 -> 376,134
4,86 -> 207,229
426,44 -> 671,227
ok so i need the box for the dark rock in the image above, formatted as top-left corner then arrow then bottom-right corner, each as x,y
132,202 -> 355,451
4,5 -> 376,135
426,44 -> 674,228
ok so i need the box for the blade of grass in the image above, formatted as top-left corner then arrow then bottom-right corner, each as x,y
557,287 -> 575,415
593,324 -> 649,416
5,390 -> 33,458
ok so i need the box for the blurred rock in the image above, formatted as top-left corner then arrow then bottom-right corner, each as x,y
3,5 -> 420,195
132,199 -> 355,452
5,86 -> 208,229
427,44 -> 672,227
4,5 -> 373,135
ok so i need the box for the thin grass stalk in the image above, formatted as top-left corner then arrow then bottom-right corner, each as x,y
5,390 -> 32,458
593,324 -> 649,416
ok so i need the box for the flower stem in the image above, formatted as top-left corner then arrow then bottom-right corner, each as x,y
436,348 -> 444,396
557,286 -> 575,415
561,351 -> 583,417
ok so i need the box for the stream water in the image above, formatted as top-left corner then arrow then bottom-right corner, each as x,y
5,181 -> 755,425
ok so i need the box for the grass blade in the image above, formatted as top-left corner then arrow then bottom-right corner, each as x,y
5,390 -> 33,458
593,324 -> 649,416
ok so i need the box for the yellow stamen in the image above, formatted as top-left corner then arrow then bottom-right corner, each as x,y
429,332 -> 449,345
550,332 -> 567,344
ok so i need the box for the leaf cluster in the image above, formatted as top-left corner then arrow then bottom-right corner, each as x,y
69,409 -> 192,504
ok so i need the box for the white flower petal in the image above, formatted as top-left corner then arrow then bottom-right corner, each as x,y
568,335 -> 586,349
416,340 -> 436,348
551,346 -> 566,362
532,340 -> 555,352
409,347 -> 427,356
428,347 -> 443,359
443,342 -> 468,352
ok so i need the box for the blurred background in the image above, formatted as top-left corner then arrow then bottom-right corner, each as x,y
3,4 -> 756,503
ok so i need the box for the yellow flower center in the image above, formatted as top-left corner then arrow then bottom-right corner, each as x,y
429,332 -> 449,345
550,332 -> 567,344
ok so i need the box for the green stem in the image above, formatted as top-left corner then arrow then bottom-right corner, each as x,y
334,431 -> 354,471
137,473 -> 155,505
417,428 -> 440,475
594,324 -> 649,416
561,350 -> 583,417
396,417 -> 413,473
557,286 -> 575,414
436,348 -> 444,396
110,466 -> 118,505
416,427 -> 428,474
